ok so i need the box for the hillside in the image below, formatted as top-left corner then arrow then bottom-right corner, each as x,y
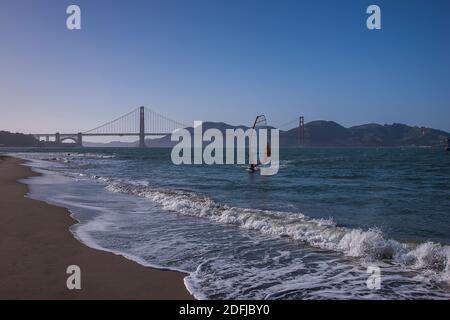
0,131 -> 41,147
281,122 -> 450,147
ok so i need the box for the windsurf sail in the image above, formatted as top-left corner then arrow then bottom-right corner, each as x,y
249,115 -> 270,169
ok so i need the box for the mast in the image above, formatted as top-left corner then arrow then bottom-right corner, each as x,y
249,115 -> 268,166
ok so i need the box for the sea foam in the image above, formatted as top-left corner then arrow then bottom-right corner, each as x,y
104,180 -> 450,285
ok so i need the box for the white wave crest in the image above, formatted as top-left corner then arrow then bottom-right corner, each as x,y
104,180 -> 449,284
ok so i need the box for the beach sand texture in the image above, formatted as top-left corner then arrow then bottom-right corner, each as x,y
0,156 -> 193,300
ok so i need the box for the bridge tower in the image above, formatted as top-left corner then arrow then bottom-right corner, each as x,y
77,133 -> 83,147
139,106 -> 146,148
299,116 -> 305,146
55,132 -> 61,145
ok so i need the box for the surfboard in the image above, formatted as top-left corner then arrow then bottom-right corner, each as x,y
247,166 -> 259,173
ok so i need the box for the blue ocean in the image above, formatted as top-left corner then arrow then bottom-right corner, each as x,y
8,148 -> 450,299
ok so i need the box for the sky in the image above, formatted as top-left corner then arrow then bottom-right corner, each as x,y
1,0 -> 449,139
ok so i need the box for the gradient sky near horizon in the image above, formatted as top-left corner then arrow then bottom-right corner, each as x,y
1,0 -> 449,138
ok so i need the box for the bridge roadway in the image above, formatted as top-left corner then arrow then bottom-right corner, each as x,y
33,132 -> 170,147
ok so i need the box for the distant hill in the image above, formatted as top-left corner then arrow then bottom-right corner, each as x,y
82,121 -> 450,148
281,121 -> 450,147
281,121 -> 354,146
146,122 -> 250,147
0,131 -> 41,147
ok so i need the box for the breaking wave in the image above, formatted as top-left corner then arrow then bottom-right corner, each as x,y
13,152 -> 117,163
103,180 -> 450,285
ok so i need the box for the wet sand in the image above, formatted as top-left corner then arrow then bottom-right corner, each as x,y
0,155 -> 193,299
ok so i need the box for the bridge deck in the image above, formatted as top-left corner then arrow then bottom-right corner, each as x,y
34,133 -> 171,137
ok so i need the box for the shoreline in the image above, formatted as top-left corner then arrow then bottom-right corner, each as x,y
0,155 -> 193,299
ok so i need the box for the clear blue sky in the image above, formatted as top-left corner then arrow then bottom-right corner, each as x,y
1,0 -> 449,136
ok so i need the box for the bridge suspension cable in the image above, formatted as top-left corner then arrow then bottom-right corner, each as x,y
83,108 -> 140,134
144,107 -> 188,134
82,106 -> 188,135
275,119 -> 298,131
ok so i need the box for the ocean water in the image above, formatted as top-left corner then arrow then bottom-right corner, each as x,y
6,147 -> 450,299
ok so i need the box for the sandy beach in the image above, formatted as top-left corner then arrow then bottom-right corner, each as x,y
0,155 -> 193,300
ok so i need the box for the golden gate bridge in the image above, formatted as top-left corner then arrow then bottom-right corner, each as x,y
33,106 -> 188,148
33,106 -> 305,147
